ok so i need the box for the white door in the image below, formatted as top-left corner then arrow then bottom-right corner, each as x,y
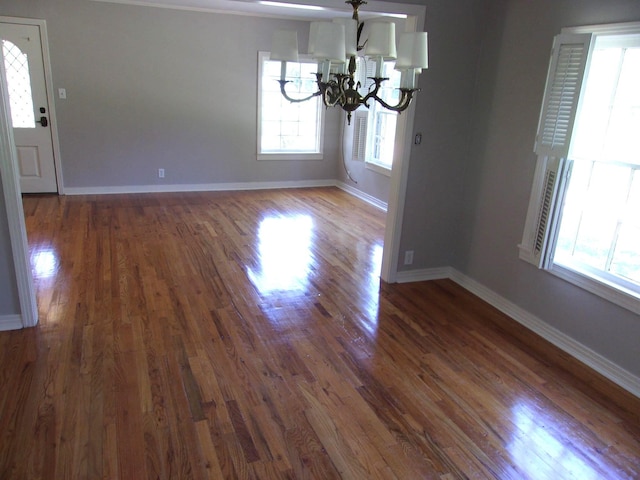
0,22 -> 57,193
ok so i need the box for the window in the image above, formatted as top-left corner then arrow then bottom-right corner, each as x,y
2,40 -> 35,128
349,57 -> 402,175
520,23 -> 640,313
257,51 -> 324,160
365,60 -> 402,173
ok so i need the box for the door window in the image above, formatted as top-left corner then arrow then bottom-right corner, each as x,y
2,40 -> 35,128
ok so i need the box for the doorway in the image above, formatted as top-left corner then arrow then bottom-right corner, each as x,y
0,18 -> 62,193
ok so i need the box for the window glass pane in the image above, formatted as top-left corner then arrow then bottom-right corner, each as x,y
624,169 -> 640,223
569,49 -> 620,162
610,223 -> 640,283
2,40 -> 35,128
263,60 -> 281,78
570,46 -> 640,165
571,212 -> 616,270
611,171 -> 640,282
379,61 -> 401,104
262,105 -> 284,122
585,163 -> 629,214
262,121 -> 281,138
298,119 -> 318,139
259,54 -> 322,155
555,33 -> 640,292
602,49 -> 640,164
557,162 -> 634,271
556,161 -> 591,255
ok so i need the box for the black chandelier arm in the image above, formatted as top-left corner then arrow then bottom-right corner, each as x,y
363,87 -> 418,113
359,76 -> 384,108
277,80 -> 322,103
317,73 -> 342,107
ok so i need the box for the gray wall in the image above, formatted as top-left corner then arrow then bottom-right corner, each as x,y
0,0 -> 341,189
398,0 -> 489,268
0,175 -> 20,315
454,0 -> 640,377
333,0 -> 487,238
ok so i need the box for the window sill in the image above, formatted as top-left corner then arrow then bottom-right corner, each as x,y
257,153 -> 323,161
365,161 -> 392,177
549,261 -> 640,316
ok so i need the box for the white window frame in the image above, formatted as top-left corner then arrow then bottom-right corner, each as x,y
365,107 -> 397,177
361,58 -> 402,177
520,22 -> 640,315
257,51 -> 324,160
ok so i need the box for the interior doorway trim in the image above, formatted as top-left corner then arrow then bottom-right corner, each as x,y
0,16 -> 65,194
0,59 -> 38,328
379,10 -> 423,284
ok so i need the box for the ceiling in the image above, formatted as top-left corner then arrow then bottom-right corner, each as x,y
91,0 -> 425,21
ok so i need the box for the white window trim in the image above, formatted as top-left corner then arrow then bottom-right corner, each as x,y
365,160 -> 392,177
257,51 -> 324,161
562,20 -> 640,36
258,152 -> 324,161
520,22 -> 640,316
549,263 -> 640,316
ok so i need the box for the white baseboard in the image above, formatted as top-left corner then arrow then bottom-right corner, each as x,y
396,266 -> 452,283
0,315 -> 23,331
63,179 -> 337,196
396,267 -> 640,398
62,180 -> 391,215
336,181 -> 388,211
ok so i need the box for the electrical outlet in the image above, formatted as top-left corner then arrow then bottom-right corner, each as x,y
404,250 -> 414,265
158,168 -> 165,178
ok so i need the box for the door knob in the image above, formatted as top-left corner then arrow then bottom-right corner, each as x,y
36,116 -> 48,127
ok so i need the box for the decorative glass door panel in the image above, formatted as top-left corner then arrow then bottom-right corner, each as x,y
2,39 -> 36,128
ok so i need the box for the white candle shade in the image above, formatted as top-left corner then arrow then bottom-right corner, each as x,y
332,18 -> 358,57
270,30 -> 299,62
365,22 -> 397,59
395,32 -> 428,71
309,22 -> 346,63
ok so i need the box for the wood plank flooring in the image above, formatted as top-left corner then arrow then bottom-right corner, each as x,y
1,187 -> 639,479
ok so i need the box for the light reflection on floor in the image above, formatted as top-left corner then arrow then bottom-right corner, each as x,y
247,214 -> 314,294
509,402 -> 602,479
247,214 -> 385,337
370,243 -> 383,280
361,243 -> 383,331
31,248 -> 58,279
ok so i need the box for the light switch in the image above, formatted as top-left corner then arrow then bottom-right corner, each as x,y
58,88 -> 67,99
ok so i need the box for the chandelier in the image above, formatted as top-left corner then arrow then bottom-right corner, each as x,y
270,0 -> 428,124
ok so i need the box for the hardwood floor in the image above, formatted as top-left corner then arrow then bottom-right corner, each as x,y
1,187 -> 638,479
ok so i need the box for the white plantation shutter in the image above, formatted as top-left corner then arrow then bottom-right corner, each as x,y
520,156 -> 573,267
532,157 -> 573,267
352,110 -> 368,161
351,57 -> 377,161
521,33 -> 592,267
534,33 -> 593,157
356,56 -> 377,92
